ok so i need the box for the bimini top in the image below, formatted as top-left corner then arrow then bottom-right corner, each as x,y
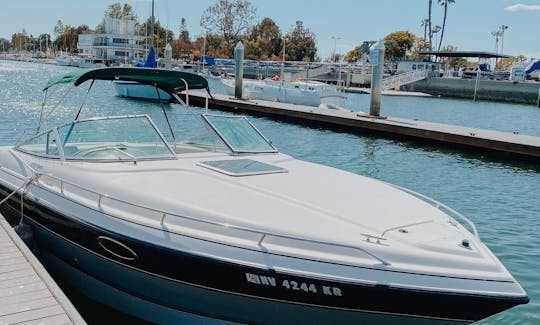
43,67 -> 210,94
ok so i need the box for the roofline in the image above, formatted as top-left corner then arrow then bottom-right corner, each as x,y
417,51 -> 514,59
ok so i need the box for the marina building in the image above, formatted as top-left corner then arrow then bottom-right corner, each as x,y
77,16 -> 147,62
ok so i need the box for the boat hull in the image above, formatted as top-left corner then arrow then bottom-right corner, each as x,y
0,187 -> 526,324
25,215 -> 468,325
113,81 -> 171,102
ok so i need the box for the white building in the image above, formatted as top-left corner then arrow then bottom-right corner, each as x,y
394,59 -> 440,74
78,16 -> 147,62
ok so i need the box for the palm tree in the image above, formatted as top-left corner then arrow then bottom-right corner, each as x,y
437,0 -> 455,51
431,25 -> 442,53
421,19 -> 429,41
428,0 -> 433,50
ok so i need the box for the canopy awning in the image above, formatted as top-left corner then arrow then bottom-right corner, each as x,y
44,67 -> 210,94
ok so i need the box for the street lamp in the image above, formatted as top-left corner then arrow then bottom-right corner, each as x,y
332,36 -> 341,63
499,24 -> 508,54
491,30 -> 502,53
491,30 -> 503,69
280,37 -> 286,78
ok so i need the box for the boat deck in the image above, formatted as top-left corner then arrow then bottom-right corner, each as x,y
187,91 -> 540,160
0,214 -> 85,324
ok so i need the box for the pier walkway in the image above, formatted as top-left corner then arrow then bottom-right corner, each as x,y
187,92 -> 540,160
0,214 -> 85,324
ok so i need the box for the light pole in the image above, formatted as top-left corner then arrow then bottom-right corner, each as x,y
280,37 -> 285,79
332,36 -> 341,63
491,30 -> 501,53
491,30 -> 503,69
500,25 -> 508,54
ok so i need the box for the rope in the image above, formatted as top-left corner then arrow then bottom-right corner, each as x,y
0,174 -> 40,206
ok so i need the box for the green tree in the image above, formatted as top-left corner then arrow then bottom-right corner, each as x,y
11,32 -> 29,51
248,17 -> 281,59
283,21 -> 316,61
408,36 -> 430,60
496,54 -> 526,70
139,18 -> 174,55
179,18 -> 190,42
37,33 -> 52,52
344,46 -> 362,63
437,0 -> 455,51
96,3 -> 136,33
383,31 -> 415,60
171,38 -> 193,60
244,39 -> 261,59
0,38 -> 10,51
53,25 -> 89,52
205,33 -> 230,57
438,45 -> 467,67
200,0 -> 257,55
104,3 -> 135,19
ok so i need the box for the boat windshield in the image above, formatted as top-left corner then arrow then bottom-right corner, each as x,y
17,115 -> 175,161
181,114 -> 277,155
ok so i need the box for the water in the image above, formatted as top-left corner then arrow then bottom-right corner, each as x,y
1,60 -> 539,324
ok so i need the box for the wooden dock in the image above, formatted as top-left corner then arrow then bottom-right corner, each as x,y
187,92 -> 540,160
0,214 -> 85,324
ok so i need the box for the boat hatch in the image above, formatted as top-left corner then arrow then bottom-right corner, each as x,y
196,114 -> 278,155
197,159 -> 287,176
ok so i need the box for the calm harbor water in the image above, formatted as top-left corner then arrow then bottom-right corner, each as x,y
1,60 -> 539,324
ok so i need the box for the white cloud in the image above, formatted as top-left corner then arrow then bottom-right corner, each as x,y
505,4 -> 540,11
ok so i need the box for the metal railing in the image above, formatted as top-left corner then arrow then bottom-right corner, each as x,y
0,168 -> 391,266
381,70 -> 429,90
385,182 -> 479,239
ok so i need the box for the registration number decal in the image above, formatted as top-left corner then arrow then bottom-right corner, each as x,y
245,273 -> 342,296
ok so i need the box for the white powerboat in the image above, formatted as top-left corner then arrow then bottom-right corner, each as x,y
222,77 -> 347,110
112,47 -> 172,102
56,54 -> 78,67
0,67 -> 528,324
76,55 -> 107,68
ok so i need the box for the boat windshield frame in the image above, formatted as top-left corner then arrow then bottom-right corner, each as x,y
200,114 -> 278,155
15,115 -> 177,162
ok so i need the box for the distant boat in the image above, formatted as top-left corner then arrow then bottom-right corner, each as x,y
113,47 -> 171,102
221,77 -> 347,110
56,54 -> 78,67
76,55 -> 107,68
525,60 -> 540,74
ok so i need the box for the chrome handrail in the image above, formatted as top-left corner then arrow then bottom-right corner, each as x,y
19,171 -> 390,266
386,182 -> 479,239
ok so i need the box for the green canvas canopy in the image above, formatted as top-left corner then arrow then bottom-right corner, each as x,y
43,67 -> 210,94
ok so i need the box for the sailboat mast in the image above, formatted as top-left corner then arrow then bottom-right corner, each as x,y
150,0 -> 155,48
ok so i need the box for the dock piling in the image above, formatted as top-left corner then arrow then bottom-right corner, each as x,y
164,43 -> 172,69
474,65 -> 481,101
537,86 -> 540,107
369,40 -> 385,116
234,41 -> 244,99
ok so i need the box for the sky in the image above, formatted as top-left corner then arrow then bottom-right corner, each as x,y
1,0 -> 539,60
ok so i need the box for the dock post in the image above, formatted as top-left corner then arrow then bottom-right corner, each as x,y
473,66 -> 481,101
346,65 -> 352,88
234,41 -> 244,99
537,86 -> 540,107
369,40 -> 385,116
164,43 -> 172,69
